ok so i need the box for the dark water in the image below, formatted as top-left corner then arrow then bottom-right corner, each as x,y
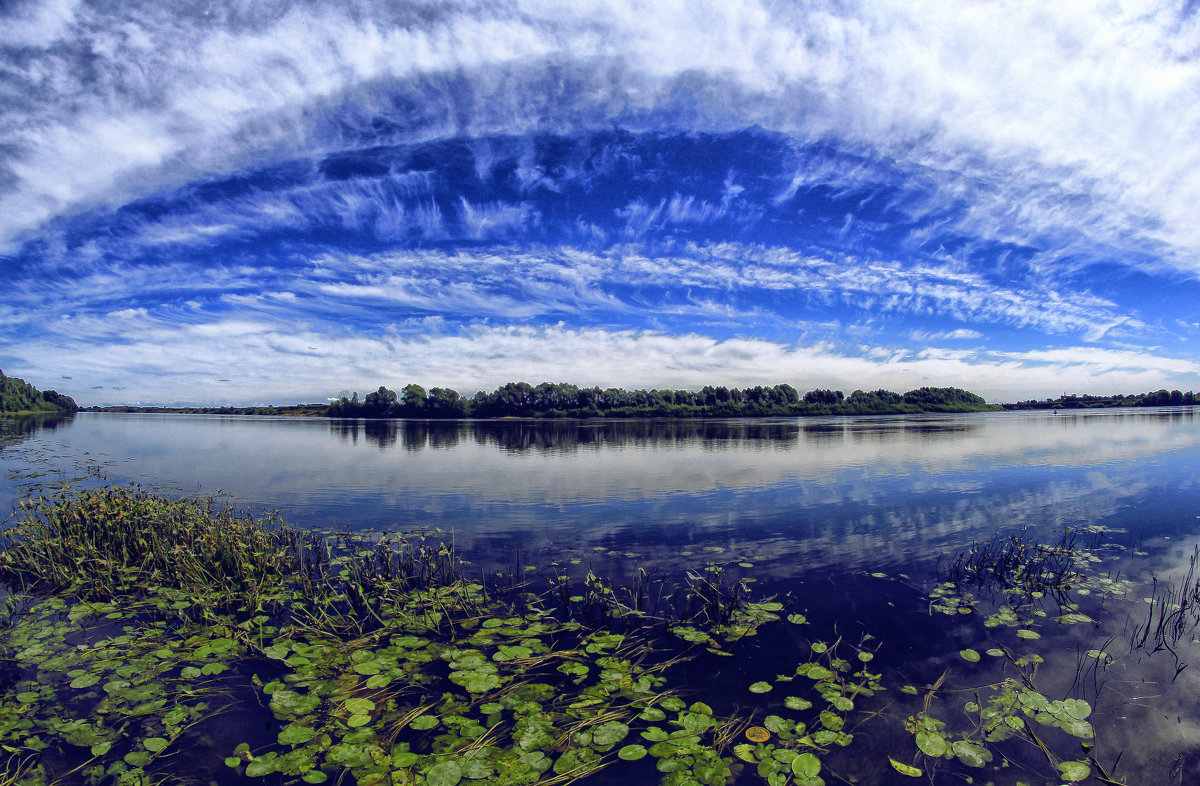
4,408 -> 1200,783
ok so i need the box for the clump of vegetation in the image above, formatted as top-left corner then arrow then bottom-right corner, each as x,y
0,488 -> 1183,785
0,487 -> 841,786
325,381 -> 994,419
0,370 -> 76,414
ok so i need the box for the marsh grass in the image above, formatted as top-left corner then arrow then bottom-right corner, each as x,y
943,527 -> 1100,600
1127,544 -> 1200,678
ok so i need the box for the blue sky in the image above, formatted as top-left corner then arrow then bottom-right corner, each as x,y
3,0 -> 1200,406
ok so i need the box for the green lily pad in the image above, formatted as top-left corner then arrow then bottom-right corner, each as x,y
1062,698 -> 1091,719
785,696 -> 813,710
591,721 -> 630,749
425,760 -> 463,786
618,744 -> 647,761
749,681 -> 773,693
278,725 -> 316,745
951,740 -> 991,767
915,731 -> 947,757
791,752 -> 821,778
1058,761 -> 1091,781
142,737 -> 168,752
70,673 -> 102,689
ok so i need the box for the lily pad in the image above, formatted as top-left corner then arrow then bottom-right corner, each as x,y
618,744 -> 647,761
426,760 -> 463,786
791,752 -> 821,778
1058,761 -> 1091,781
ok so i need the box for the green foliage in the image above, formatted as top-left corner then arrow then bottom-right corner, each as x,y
326,381 -> 994,419
0,487 -> 797,786
1004,388 -> 1198,410
0,490 -> 1149,786
0,369 -> 77,413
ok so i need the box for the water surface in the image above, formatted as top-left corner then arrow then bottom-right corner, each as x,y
4,408 -> 1200,783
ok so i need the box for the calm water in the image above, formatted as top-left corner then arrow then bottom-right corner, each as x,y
4,408 -> 1200,783
4,410 -> 1199,576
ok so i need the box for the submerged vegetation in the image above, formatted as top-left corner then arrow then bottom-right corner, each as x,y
0,486 -> 1194,784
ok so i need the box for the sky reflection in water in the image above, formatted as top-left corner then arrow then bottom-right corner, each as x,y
4,409 -> 1200,782
2,409 -> 1198,579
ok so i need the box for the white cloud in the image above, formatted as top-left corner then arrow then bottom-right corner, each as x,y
307,243 -> 1140,339
4,0 -> 1200,279
0,0 -> 80,48
9,319 -> 1199,407
911,328 -> 984,342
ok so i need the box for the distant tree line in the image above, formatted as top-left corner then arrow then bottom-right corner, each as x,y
0,369 -> 77,414
82,404 -> 328,416
1003,390 -> 1198,410
326,382 -> 995,419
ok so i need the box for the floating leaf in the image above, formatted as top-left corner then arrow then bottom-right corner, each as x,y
951,740 -> 990,767
591,721 -> 629,748
1061,698 -> 1091,720
426,760 -> 463,786
733,744 -> 757,763
279,726 -> 316,745
763,715 -> 793,735
745,727 -> 771,743
791,752 -> 821,778
70,673 -> 101,689
889,758 -> 922,777
785,696 -> 813,711
959,649 -> 980,662
618,744 -> 647,761
749,681 -> 773,694
1058,761 -> 1091,781
914,731 -> 947,758
639,707 -> 667,722
1016,629 -> 1040,640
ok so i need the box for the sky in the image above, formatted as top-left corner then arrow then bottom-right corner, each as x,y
2,0 -> 1200,407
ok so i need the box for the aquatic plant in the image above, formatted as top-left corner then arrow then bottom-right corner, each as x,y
1,488 -> 1188,785
0,488 -> 812,786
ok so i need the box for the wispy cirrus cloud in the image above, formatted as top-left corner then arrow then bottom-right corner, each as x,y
11,318 -> 1199,408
